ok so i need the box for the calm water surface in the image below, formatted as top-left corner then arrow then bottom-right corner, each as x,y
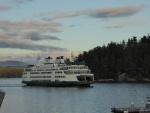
0,78 -> 150,113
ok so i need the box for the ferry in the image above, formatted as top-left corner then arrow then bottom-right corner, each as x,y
22,53 -> 94,87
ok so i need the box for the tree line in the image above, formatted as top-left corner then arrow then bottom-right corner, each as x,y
0,67 -> 23,78
76,34 -> 150,81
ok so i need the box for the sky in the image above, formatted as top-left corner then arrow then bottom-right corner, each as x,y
0,0 -> 150,64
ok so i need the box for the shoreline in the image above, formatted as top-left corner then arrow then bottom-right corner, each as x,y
95,78 -> 150,83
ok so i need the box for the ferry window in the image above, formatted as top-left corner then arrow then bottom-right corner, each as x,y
41,72 -> 47,74
30,72 -> 40,74
64,71 -> 68,74
25,69 -> 32,71
145,104 -> 150,109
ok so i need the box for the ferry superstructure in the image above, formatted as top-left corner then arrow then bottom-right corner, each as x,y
22,53 -> 94,87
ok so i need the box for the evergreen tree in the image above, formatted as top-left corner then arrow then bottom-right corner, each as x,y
76,34 -> 150,80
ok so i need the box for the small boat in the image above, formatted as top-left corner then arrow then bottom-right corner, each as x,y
139,95 -> 150,113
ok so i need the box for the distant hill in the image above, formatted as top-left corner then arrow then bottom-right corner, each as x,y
0,61 -> 28,67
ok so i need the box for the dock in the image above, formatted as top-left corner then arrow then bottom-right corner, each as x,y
111,107 -> 141,113
0,90 -> 5,108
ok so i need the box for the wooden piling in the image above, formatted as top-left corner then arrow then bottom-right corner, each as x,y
0,90 -> 5,108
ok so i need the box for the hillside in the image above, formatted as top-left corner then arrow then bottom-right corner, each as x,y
0,61 -> 28,67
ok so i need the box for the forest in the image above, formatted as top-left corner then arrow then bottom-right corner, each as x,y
76,34 -> 150,81
0,67 -> 23,78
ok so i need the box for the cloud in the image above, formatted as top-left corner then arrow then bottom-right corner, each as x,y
0,5 -> 12,11
0,20 -> 61,32
104,25 -> 123,29
0,37 -> 68,52
42,5 -> 144,21
12,0 -> 34,6
43,11 -> 82,21
0,45 -> 75,64
0,53 -> 39,64
0,19 -> 67,52
22,32 -> 61,41
0,51 -> 73,64
103,18 -> 150,29
87,5 -> 144,18
69,24 -> 76,27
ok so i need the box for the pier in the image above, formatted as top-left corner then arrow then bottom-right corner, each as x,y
0,90 -> 5,108
111,107 -> 141,113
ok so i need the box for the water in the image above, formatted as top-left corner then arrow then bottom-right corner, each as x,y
0,78 -> 150,113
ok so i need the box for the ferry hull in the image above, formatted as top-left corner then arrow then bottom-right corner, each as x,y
22,81 -> 93,87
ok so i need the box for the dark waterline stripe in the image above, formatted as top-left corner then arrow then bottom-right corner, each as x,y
0,84 -> 24,87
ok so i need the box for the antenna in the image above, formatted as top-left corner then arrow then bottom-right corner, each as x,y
37,54 -> 40,60
36,54 -> 40,66
71,51 -> 74,57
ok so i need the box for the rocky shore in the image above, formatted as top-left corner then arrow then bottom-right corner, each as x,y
95,73 -> 150,83
95,78 -> 150,83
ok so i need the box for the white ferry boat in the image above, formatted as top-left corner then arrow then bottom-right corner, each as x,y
22,53 -> 94,87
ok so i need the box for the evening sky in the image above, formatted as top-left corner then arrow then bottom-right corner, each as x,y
0,0 -> 149,63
